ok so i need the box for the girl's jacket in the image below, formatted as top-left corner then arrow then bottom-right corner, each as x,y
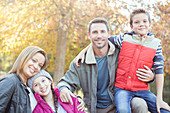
33,88 -> 85,113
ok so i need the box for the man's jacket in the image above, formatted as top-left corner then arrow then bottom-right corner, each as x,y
58,41 -> 119,113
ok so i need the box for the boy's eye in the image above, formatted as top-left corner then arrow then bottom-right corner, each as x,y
101,30 -> 106,33
134,21 -> 139,24
42,79 -> 46,82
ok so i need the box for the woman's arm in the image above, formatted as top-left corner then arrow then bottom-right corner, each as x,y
0,76 -> 16,113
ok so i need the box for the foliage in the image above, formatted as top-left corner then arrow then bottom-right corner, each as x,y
0,0 -> 169,104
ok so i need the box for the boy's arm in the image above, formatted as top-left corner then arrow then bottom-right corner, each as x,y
109,34 -> 123,48
74,43 -> 92,67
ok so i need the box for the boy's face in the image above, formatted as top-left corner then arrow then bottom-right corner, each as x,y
131,13 -> 150,36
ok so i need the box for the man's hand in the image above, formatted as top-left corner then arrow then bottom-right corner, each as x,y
156,99 -> 170,113
136,65 -> 154,82
59,88 -> 76,105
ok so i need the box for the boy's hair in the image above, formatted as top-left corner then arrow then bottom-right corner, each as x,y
88,18 -> 110,33
130,8 -> 151,26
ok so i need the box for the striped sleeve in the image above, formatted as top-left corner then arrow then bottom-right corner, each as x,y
152,44 -> 164,74
109,34 -> 123,48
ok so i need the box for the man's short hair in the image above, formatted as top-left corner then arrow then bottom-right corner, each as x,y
88,18 -> 110,33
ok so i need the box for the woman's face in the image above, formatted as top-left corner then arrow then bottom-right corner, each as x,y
22,52 -> 45,80
33,76 -> 52,97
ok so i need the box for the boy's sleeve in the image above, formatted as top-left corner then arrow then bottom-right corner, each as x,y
109,34 -> 123,48
152,44 -> 164,74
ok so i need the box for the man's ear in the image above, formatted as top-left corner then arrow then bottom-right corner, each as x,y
130,25 -> 133,29
88,32 -> 91,39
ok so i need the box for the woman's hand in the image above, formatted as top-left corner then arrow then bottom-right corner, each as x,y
77,97 -> 85,112
136,65 -> 154,82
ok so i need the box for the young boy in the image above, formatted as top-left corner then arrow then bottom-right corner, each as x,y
75,8 -> 170,113
109,8 -> 170,113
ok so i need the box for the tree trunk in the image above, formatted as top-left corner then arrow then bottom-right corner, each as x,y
53,26 -> 67,85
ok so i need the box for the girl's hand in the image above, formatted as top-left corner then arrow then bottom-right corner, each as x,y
77,97 -> 85,112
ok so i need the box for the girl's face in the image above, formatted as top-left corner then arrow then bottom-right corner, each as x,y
22,53 -> 45,80
33,76 -> 52,97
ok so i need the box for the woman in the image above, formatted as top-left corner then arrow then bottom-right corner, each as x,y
27,70 -> 85,113
0,46 -> 48,113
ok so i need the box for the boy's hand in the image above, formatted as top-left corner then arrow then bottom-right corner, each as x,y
59,88 -> 76,105
156,99 -> 170,113
74,51 -> 85,67
136,65 -> 154,82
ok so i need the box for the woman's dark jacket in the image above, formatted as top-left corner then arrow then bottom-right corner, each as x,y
0,73 -> 32,113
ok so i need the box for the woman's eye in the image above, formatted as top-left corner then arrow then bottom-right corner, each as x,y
32,59 -> 36,62
39,64 -> 43,68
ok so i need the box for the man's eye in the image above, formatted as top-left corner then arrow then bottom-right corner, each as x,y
92,31 -> 97,34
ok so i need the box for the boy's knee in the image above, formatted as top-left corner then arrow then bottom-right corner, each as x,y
131,97 -> 148,113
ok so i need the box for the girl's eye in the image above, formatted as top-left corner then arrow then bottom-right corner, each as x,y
34,84 -> 38,87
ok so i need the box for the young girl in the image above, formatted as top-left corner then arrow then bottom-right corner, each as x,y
27,70 -> 85,113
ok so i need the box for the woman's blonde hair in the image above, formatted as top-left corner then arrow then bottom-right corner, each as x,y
8,46 -> 48,75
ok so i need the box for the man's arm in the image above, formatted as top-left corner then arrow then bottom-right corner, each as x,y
136,65 -> 155,82
57,61 -> 81,104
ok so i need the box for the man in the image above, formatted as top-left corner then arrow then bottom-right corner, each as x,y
57,18 -> 154,113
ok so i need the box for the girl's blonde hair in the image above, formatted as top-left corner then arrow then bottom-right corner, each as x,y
9,46 -> 48,75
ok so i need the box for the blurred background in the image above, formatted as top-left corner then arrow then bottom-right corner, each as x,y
0,0 -> 169,106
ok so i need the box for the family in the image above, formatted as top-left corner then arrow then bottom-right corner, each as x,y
0,8 -> 170,113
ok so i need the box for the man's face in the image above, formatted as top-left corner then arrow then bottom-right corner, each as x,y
131,13 -> 150,36
89,23 -> 109,49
